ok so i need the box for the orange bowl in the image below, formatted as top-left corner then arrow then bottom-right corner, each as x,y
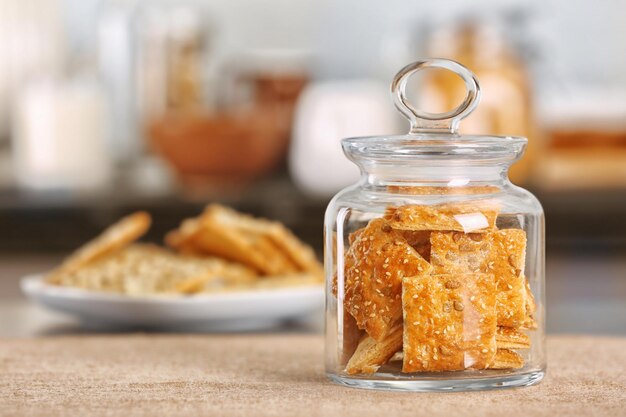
147,111 -> 289,185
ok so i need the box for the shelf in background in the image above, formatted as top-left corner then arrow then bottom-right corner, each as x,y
0,174 -> 624,253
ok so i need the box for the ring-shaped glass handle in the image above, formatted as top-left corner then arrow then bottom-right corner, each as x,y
391,59 -> 481,135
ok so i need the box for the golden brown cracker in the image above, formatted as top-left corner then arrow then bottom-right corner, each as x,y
344,218 -> 431,342
204,205 -> 320,273
364,215 -> 429,259
234,216 -> 321,273
496,327 -> 531,349
399,230 -> 431,261
385,203 -> 499,233
345,326 -> 403,375
521,315 -> 538,331
175,261 -> 258,294
383,206 -> 397,220
254,234 -> 301,273
174,210 -> 298,275
524,277 -> 537,316
341,310 -> 364,365
521,277 -> 538,330
186,220 -> 287,275
184,272 -> 320,293
429,229 -> 528,328
489,349 -> 524,370
348,227 -> 365,246
47,211 -> 151,284
50,244 -> 250,295
166,205 -> 320,276
264,223 -> 322,274
491,229 -> 528,327
429,231 -> 491,274
248,272 -> 323,289
164,218 -> 201,251
402,273 -> 497,372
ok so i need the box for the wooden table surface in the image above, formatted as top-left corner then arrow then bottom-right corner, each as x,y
1,334 -> 624,417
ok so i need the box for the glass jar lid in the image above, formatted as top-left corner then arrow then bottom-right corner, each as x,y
342,59 -> 527,164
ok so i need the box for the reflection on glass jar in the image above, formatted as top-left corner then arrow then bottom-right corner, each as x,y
324,59 -> 545,392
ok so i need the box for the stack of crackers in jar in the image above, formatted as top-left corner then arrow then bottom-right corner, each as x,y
338,201 -> 537,374
47,205 -> 322,295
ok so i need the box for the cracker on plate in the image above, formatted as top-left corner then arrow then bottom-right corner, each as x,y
164,218 -> 201,252
166,205 -> 321,276
50,244 -> 255,295
205,205 -> 321,273
402,273 -> 497,372
167,209 -> 294,275
343,218 -> 431,342
47,212 -> 151,284
240,272 -> 322,290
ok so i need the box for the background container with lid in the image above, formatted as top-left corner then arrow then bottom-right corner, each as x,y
325,59 -> 545,391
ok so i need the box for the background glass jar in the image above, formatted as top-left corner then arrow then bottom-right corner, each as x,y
324,59 -> 545,391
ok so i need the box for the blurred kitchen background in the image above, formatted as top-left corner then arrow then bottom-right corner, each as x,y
0,0 -> 624,335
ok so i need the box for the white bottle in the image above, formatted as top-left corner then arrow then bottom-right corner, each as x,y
289,80 -> 399,198
12,77 -> 112,191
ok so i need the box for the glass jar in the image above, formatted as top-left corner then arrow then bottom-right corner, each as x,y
324,59 -> 545,391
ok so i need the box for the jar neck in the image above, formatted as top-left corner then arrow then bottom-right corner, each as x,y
359,163 -> 512,187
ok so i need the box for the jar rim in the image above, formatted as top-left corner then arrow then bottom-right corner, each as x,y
341,134 -> 527,163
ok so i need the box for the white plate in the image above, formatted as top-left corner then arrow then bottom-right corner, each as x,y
21,274 -> 324,331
